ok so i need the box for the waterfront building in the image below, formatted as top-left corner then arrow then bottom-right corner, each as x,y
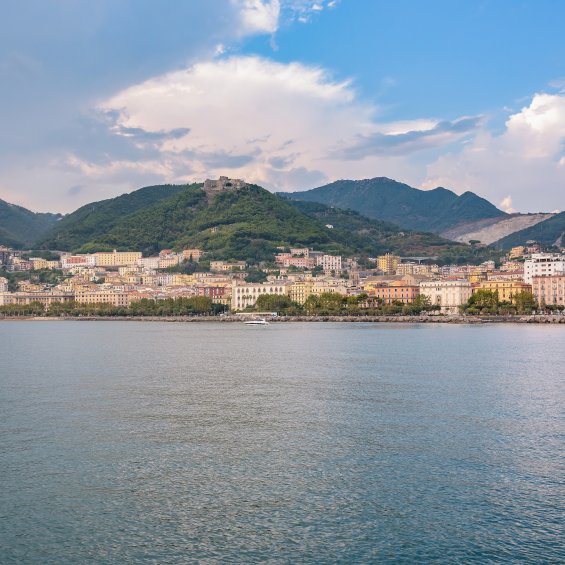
524,253 -> 565,283
475,281 -> 532,303
419,280 -> 472,314
531,275 -> 565,306
74,290 -> 131,307
231,282 -> 289,310
0,291 -> 74,307
377,254 -> 400,275
368,280 -> 420,304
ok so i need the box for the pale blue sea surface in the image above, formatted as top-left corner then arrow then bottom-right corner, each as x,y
1,321 -> 564,563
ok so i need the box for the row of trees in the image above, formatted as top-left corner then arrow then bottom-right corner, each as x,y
460,290 -> 540,315
254,292 -> 439,316
0,297 -> 225,317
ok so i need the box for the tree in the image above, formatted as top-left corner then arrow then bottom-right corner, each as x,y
513,291 -> 537,314
255,293 -> 295,312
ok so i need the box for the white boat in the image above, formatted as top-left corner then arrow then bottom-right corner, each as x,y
244,318 -> 270,325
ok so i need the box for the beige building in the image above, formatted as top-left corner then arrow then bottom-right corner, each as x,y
0,277 -> 8,293
0,292 -> 74,307
419,280 -> 473,314
231,282 -> 289,310
93,251 -> 142,267
532,275 -> 565,306
210,260 -> 246,272
74,290 -> 132,307
29,258 -> 60,270
377,254 -> 401,275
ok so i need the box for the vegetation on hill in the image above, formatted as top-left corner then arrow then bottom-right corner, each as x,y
0,199 -> 61,247
289,200 -> 502,264
38,184 -> 189,251
35,181 -> 503,264
494,212 -> 565,249
281,177 -> 506,233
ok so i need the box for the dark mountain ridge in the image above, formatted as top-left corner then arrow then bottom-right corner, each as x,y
0,198 -> 62,248
280,177 -> 507,233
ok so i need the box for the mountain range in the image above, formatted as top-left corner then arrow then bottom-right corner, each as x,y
1,177 -> 562,259
36,182 -> 488,263
280,177 -> 507,233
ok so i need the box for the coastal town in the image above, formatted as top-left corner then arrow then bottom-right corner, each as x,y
1,239 -> 564,317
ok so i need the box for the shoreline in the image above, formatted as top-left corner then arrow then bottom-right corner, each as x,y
1,315 -> 565,324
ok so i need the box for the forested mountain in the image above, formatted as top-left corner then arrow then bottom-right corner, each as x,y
281,177 -> 506,233
38,184 -> 188,251
0,199 -> 61,247
36,182 -> 491,263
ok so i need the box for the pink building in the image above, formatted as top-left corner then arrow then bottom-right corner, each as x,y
532,275 -> 565,306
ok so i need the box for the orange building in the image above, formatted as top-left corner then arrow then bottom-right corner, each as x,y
368,280 -> 420,304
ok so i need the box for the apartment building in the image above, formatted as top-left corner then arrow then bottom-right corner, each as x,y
524,254 -> 565,283
475,280 -> 532,303
317,254 -> 342,273
531,275 -> 565,306
74,290 -> 132,307
377,254 -> 400,275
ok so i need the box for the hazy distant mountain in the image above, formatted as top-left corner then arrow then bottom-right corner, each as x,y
0,198 -> 61,248
495,212 -> 565,249
280,177 -> 507,233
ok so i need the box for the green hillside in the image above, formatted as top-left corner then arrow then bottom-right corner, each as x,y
281,177 -> 506,233
0,199 -> 61,247
37,181 -> 501,265
289,200 -> 502,264
39,184 -> 188,251
40,183 -> 347,260
494,212 -> 565,249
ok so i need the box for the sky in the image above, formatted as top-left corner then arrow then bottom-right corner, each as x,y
1,0 -> 565,214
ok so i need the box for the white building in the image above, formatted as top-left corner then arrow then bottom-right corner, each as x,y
0,277 -> 8,293
524,253 -> 565,284
61,254 -> 96,269
317,254 -> 342,273
231,282 -> 289,310
420,280 -> 472,314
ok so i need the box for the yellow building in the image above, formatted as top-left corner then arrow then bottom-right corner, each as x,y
289,280 -> 315,304
30,258 -> 60,270
475,280 -> 532,303
377,254 -> 400,275
468,270 -> 488,284
509,246 -> 526,259
169,274 -> 197,286
93,251 -> 142,267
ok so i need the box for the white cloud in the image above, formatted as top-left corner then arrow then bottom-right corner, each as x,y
233,0 -> 281,35
424,92 -> 565,212
499,196 -> 516,214
85,55 -> 481,197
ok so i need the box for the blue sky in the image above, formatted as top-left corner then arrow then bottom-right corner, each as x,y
1,0 -> 564,213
